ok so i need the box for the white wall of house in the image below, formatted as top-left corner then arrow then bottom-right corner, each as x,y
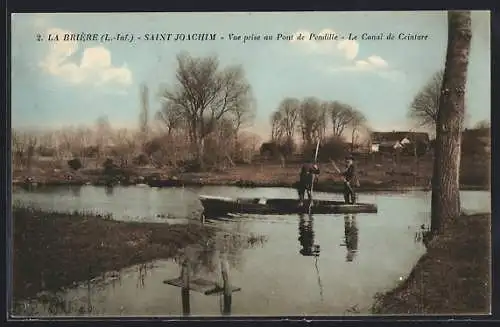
400,137 -> 411,145
393,142 -> 403,149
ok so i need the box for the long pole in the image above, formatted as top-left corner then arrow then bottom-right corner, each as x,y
309,140 -> 321,211
330,159 -> 342,174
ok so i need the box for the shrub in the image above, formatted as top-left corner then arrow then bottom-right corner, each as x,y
301,136 -> 347,162
279,138 -> 296,158
260,138 -> 296,159
133,153 -> 150,166
67,158 -> 83,171
102,158 -> 118,175
38,146 -> 57,157
260,141 -> 280,158
143,138 -> 162,157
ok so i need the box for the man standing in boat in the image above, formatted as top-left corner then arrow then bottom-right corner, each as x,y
297,163 -> 320,207
341,156 -> 358,205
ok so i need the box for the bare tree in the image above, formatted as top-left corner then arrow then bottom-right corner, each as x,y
94,115 -> 111,165
25,135 -> 37,172
237,132 -> 261,163
111,128 -> 137,167
57,128 -> 76,159
327,101 -> 355,137
37,130 -> 56,156
159,53 -> 253,169
156,101 -> 185,136
230,98 -> 256,136
409,70 -> 444,128
349,110 -> 367,152
12,130 -> 26,169
207,117 -> 239,168
474,119 -> 490,129
227,101 -> 256,163
299,97 -> 326,147
74,126 -> 92,165
276,98 -> 300,139
13,131 -> 39,171
271,111 -> 284,141
431,11 -> 472,235
139,83 -> 150,147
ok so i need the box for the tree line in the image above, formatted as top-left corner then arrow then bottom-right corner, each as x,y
268,97 -> 367,161
12,51 -> 371,172
12,53 -> 261,172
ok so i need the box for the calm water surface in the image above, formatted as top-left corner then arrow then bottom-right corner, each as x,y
12,186 -> 491,316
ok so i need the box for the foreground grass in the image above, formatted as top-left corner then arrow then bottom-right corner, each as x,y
12,205 -> 216,301
372,213 -> 491,315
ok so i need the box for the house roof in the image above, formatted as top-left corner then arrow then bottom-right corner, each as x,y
378,141 -> 399,147
462,127 -> 490,139
370,131 -> 430,143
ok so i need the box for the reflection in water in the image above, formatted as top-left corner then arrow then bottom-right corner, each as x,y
219,248 -> 232,316
70,186 -> 82,197
297,214 -> 323,302
298,213 -> 320,257
342,214 -> 359,262
105,186 -> 114,196
414,224 -> 431,247
137,263 -> 150,289
13,227 -> 266,317
171,231 -> 261,316
86,268 -> 93,314
180,260 -> 191,316
178,255 -> 232,317
12,186 -> 489,316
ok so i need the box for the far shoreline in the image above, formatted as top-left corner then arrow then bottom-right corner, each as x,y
12,156 -> 490,195
12,178 -> 489,193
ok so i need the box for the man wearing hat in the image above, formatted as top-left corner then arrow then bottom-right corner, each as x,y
341,156 -> 358,204
297,162 -> 320,207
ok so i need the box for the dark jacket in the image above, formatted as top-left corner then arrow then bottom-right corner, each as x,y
342,164 -> 355,182
299,163 -> 320,188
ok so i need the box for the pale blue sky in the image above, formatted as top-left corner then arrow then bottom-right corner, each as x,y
11,11 -> 490,136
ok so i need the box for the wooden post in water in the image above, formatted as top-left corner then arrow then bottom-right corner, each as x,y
181,260 -> 191,316
87,265 -> 92,314
221,255 -> 231,315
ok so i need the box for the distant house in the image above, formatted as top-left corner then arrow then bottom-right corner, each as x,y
462,127 -> 490,140
345,142 -> 371,154
462,127 -> 491,155
370,131 -> 430,155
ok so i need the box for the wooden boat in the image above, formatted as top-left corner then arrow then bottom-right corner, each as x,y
199,195 -> 377,217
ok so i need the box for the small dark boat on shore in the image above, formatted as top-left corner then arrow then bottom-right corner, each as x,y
199,195 -> 378,217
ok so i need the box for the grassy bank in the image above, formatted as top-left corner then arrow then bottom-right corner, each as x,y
12,205 -> 217,301
12,154 -> 490,192
372,213 -> 491,315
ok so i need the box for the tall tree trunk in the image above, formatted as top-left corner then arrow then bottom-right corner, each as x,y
431,11 -> 471,234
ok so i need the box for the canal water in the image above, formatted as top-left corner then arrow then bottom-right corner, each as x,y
12,186 -> 490,316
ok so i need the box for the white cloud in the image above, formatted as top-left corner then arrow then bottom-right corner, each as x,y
332,55 -> 389,72
39,28 -> 132,87
337,40 -> 359,61
290,29 -> 359,60
290,29 -> 400,79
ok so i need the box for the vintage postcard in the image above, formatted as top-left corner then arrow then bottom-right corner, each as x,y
10,11 -> 491,317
